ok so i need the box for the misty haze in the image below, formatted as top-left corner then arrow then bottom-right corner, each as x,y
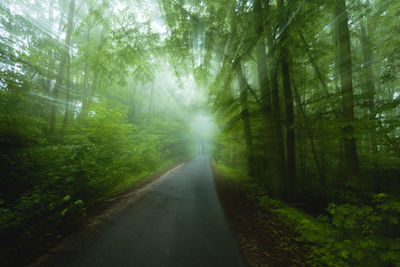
1,0 -> 400,266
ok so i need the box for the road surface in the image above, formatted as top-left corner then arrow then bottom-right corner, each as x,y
40,156 -> 247,267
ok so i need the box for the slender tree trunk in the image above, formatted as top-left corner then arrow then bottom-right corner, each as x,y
237,62 -> 255,176
300,27 -> 342,181
331,18 -> 341,96
147,85 -> 154,124
281,51 -> 296,200
331,12 -> 345,172
253,0 -> 285,197
62,52 -> 71,130
358,0 -> 378,163
293,79 -> 326,200
86,70 -> 98,114
44,0 -> 56,95
49,0 -> 75,134
81,27 -> 90,117
335,0 -> 360,187
40,0 -> 55,126
82,27 -> 105,117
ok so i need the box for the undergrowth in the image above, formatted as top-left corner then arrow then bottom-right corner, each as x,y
213,161 -> 400,267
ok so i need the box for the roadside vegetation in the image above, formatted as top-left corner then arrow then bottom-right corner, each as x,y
197,1 -> 400,265
1,0 -> 400,266
0,1 -> 195,264
159,0 -> 400,265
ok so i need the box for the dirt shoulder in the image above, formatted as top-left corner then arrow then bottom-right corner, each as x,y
212,166 -> 310,267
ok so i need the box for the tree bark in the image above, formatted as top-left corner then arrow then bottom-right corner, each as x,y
81,26 -> 90,117
293,78 -> 326,200
335,0 -> 360,186
281,51 -> 296,200
49,0 -> 75,134
62,52 -> 71,130
87,70 -> 98,113
358,0 -> 378,161
253,0 -> 285,197
237,62 -> 255,176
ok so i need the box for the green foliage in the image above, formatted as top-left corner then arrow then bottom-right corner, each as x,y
0,105 -> 191,231
165,0 -> 400,264
0,2 -> 197,264
2,0 -> 400,265
214,162 -> 400,266
293,195 -> 399,267
264,194 -> 400,266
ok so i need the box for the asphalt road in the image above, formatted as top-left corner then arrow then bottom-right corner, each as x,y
41,156 -> 247,267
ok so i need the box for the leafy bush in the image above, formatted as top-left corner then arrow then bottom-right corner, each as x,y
261,194 -> 400,267
214,162 -> 400,267
0,100 -> 193,261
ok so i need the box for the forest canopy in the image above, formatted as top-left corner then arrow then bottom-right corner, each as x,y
1,0 -> 400,266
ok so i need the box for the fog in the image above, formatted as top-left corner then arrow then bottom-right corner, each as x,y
190,113 -> 217,155
2,0 -> 400,265
0,0 -> 213,151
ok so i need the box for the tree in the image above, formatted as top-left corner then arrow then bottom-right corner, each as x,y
278,0 -> 296,200
237,62 -> 255,176
49,0 -> 75,134
334,0 -> 360,187
253,0 -> 286,197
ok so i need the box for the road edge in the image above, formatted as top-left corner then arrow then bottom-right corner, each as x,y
28,161 -> 186,267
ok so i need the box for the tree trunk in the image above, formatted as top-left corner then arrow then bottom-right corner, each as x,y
237,62 -> 255,177
331,17 -> 341,96
81,26 -> 90,117
335,0 -> 360,187
293,78 -> 326,200
49,0 -> 75,134
358,0 -> 378,162
86,70 -> 98,115
62,52 -> 71,130
281,51 -> 296,200
254,0 -> 285,197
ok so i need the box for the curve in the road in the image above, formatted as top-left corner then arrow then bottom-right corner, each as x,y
39,156 -> 248,267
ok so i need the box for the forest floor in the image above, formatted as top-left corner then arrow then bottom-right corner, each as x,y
212,166 -> 311,267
